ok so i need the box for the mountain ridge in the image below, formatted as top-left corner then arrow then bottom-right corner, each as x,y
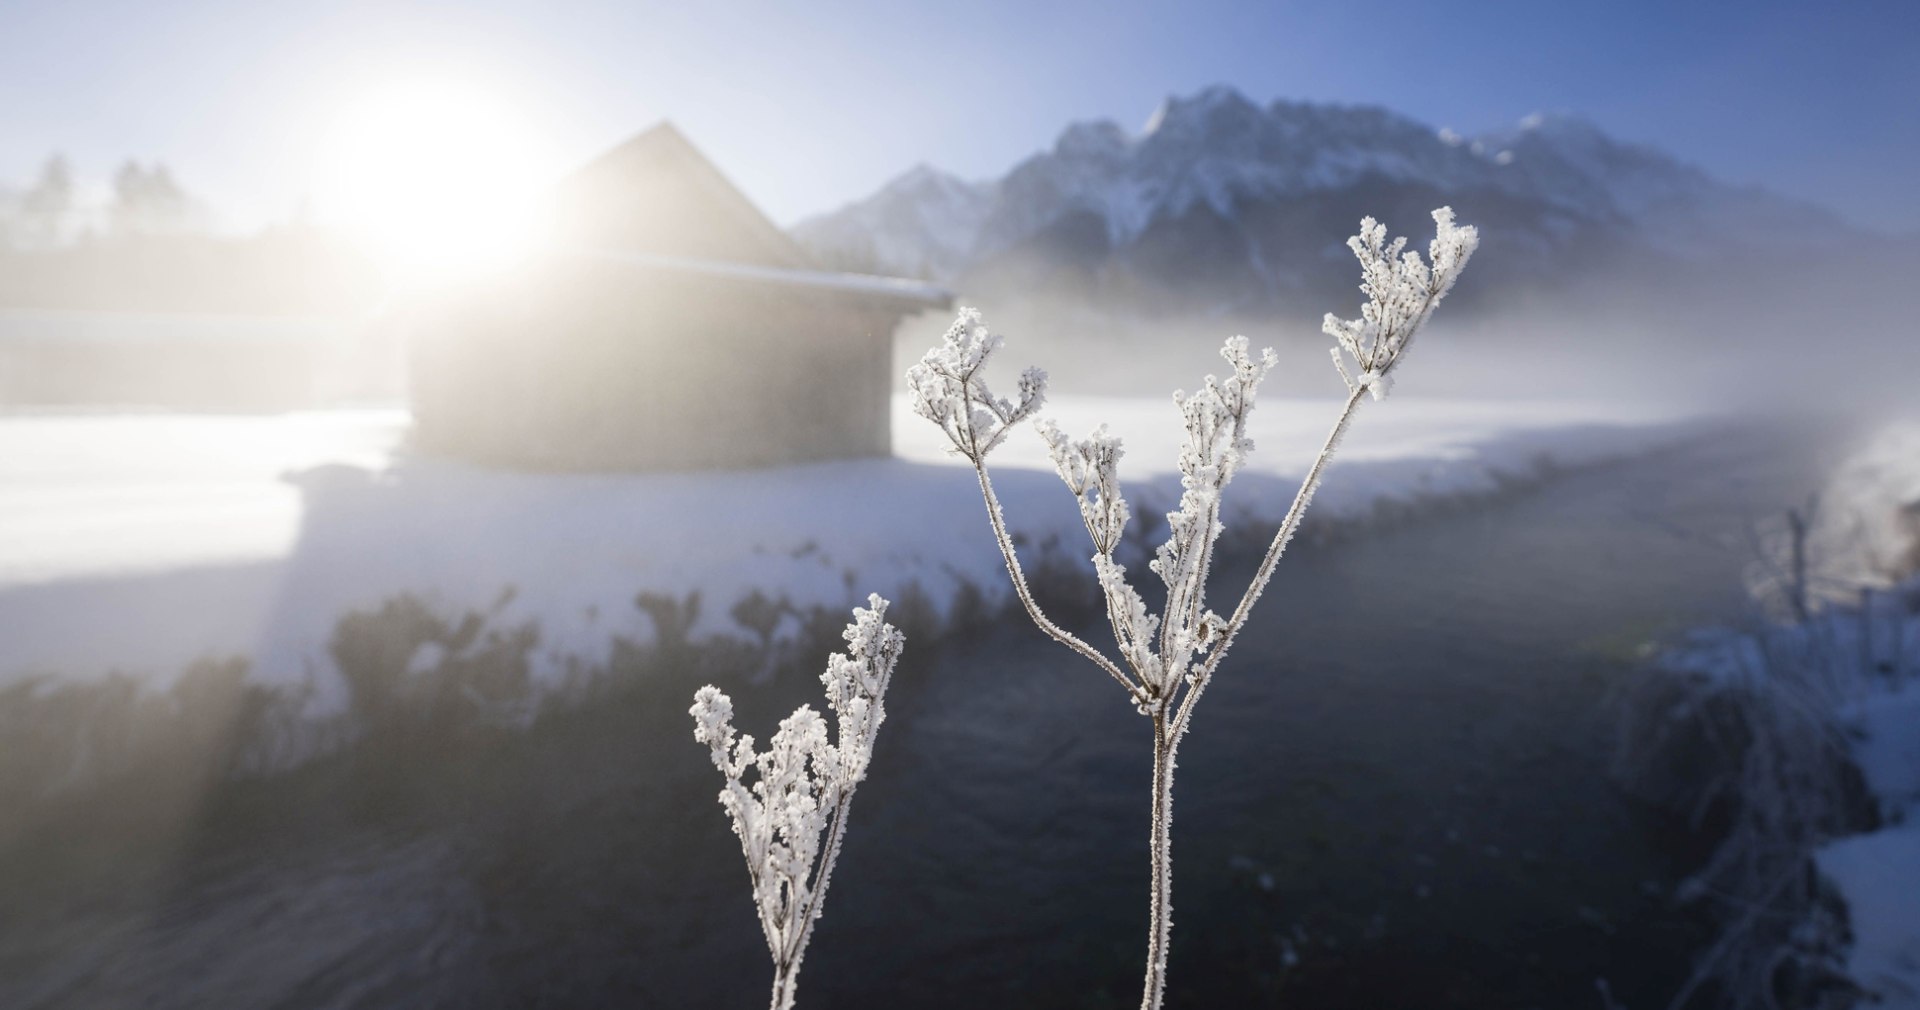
793,86 -> 1857,314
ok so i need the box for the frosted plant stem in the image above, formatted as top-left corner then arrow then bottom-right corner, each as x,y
692,598 -> 904,1010
1142,716 -> 1179,1010
974,464 -> 1139,693
769,963 -> 800,1010
768,791 -> 852,1010
792,794 -> 852,961
1173,386 -> 1368,738
907,210 -> 1477,1010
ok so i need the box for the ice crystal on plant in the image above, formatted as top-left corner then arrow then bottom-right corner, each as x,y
1324,206 -> 1479,399
1149,335 -> 1279,694
692,594 -> 905,1010
1037,419 -> 1131,556
906,307 -> 1048,464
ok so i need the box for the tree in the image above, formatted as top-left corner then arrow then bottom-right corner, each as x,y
17,154 -> 74,247
112,160 -> 196,236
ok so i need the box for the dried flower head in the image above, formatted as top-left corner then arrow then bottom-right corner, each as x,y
1324,207 -> 1479,399
692,594 -> 905,1010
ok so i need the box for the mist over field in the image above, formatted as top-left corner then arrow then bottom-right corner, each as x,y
840,89 -> 1920,413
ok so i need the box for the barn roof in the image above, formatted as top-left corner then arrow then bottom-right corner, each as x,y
552,122 -> 814,270
560,249 -> 951,311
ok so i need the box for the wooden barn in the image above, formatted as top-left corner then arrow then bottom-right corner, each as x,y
408,123 -> 949,471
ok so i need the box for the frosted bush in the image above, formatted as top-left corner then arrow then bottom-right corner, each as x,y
691,594 -> 905,1010
909,208 -> 1476,1010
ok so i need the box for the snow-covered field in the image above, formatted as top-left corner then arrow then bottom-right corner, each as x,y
0,395 -> 1689,701
0,410 -> 405,584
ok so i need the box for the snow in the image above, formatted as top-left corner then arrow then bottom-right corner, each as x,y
1821,637 -> 1920,1008
1653,537 -> 1920,1005
1716,416 -> 1920,1008
0,395 -> 1690,704
791,165 -> 998,284
1844,685 -> 1920,819
1817,824 -> 1920,1009
1819,667 -> 1920,1009
0,410 -> 404,584
914,394 -> 1677,489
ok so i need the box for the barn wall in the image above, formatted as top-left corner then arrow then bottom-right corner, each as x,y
409,264 -> 913,472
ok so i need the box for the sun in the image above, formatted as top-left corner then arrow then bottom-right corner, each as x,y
316,77 -> 553,283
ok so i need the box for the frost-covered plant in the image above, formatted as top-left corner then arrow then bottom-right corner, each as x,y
908,208 -> 1477,1010
691,594 -> 905,1010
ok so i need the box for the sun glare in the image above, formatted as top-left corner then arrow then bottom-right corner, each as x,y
317,78 -> 552,283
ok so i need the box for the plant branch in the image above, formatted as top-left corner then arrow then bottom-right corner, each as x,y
1174,385 -> 1368,737
772,784 -> 853,1009
974,464 -> 1141,694
1140,717 -> 1179,1010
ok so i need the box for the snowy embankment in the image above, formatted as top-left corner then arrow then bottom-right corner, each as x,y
1642,419 -> 1920,1009
1818,682 -> 1920,1009
0,395 -> 1688,708
1815,421 -> 1920,1009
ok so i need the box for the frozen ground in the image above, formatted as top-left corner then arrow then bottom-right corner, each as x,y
1816,613 -> 1920,1009
0,395 -> 1689,700
1651,419 -> 1920,1009
1816,424 -> 1920,1009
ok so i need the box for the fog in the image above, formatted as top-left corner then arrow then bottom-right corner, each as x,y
897,236 -> 1920,422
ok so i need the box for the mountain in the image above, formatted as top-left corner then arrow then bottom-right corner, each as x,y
799,163 -> 995,280
794,86 -> 1858,315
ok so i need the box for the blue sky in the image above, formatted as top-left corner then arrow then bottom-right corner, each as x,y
4,0 -> 1916,232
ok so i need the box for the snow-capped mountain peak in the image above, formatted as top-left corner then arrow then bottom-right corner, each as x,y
796,85 -> 1855,307
793,163 -> 994,278
1054,120 -> 1131,161
1141,84 -> 1265,141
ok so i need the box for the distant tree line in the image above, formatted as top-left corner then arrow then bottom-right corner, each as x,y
2,154 -> 204,249
0,154 -> 381,315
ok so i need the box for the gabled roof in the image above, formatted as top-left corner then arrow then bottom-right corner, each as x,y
552,122 -> 812,270
559,249 -> 951,311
